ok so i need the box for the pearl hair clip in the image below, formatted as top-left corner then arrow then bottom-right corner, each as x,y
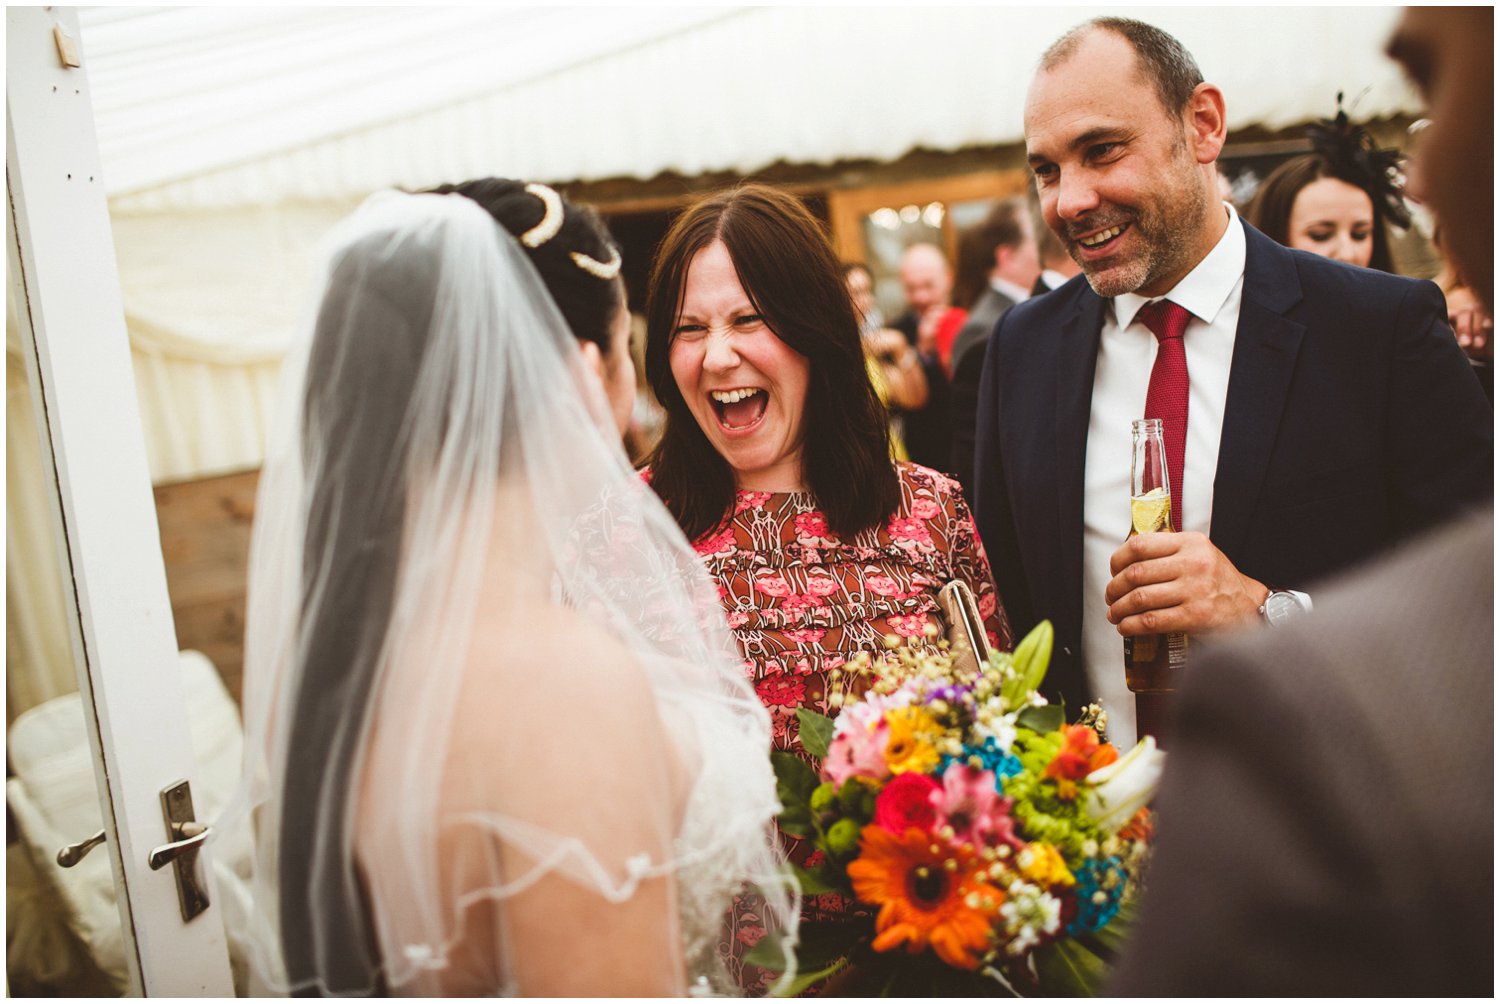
520,182 -> 622,281
570,246 -> 622,281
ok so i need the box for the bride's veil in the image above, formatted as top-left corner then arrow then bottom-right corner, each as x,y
215,190 -> 798,995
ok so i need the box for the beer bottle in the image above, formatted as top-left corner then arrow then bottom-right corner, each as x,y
1125,419 -> 1187,736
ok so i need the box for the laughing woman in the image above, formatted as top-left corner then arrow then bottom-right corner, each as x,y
642,183 -> 1012,988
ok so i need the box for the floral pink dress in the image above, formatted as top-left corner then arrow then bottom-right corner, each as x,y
689,462 -> 1012,991
693,462 -> 1011,753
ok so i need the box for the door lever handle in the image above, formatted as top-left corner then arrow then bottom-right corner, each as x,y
57,828 -> 107,867
147,820 -> 209,871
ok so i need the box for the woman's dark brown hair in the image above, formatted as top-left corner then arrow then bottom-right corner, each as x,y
644,184 -> 900,541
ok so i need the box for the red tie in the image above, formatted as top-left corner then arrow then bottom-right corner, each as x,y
1138,299 -> 1190,533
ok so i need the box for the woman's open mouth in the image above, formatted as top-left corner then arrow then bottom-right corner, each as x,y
710,387 -> 768,431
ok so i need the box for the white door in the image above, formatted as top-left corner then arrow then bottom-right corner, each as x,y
7,7 -> 235,995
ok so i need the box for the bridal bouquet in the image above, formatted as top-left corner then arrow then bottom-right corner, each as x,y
750,622 -> 1164,996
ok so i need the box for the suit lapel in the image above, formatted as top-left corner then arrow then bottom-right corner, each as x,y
1212,223 -> 1307,559
1055,287 -> 1105,645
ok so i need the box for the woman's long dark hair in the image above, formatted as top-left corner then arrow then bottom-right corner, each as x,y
279,180 -> 622,994
643,184 -> 899,541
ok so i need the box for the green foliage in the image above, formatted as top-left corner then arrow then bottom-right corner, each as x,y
1017,703 -> 1065,733
771,751 -> 819,838
796,707 -> 835,758
1002,619 -> 1054,709
1034,937 -> 1111,996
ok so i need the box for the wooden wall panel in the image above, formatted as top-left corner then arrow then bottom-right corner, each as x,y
153,469 -> 258,704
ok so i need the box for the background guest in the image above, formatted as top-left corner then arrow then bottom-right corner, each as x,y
1032,193 -> 1083,295
891,242 -> 960,469
1246,99 -> 1409,272
947,197 -> 1039,499
844,261 -> 928,459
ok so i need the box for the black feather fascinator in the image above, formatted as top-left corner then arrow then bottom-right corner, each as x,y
1306,92 -> 1412,229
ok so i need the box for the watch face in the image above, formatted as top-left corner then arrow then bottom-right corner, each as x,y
1264,591 -> 1300,626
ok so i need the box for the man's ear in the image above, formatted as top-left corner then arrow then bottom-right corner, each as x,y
1185,82 -> 1228,165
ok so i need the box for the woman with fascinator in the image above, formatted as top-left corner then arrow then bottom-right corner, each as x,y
1247,95 -> 1410,272
217,180 -> 797,995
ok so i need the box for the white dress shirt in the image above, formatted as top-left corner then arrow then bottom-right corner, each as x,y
990,275 -> 1034,305
1080,205 -> 1246,741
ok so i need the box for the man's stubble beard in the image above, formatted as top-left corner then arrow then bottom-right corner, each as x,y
1074,144 -> 1212,300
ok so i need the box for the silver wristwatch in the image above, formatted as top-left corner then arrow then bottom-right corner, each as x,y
1259,588 -> 1313,627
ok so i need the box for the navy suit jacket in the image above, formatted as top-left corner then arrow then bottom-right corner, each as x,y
972,220 -> 1493,716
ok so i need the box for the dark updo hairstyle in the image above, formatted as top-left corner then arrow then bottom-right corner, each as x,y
1246,155 -> 1395,272
278,179 -> 623,994
643,183 -> 900,542
427,177 -> 625,349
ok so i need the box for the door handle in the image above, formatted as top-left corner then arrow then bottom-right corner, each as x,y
147,820 -> 210,870
152,779 -> 212,922
57,828 -> 107,867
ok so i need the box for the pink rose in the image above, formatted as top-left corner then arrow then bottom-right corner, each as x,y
866,573 -> 905,597
873,772 -> 942,835
887,516 -> 931,543
910,498 -> 941,520
805,575 -> 839,598
754,574 -> 792,597
794,511 -> 832,537
736,924 -> 768,947
695,525 -> 735,555
736,491 -> 772,513
726,610 -> 751,628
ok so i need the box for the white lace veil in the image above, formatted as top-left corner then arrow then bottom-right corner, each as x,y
215,190 -> 798,995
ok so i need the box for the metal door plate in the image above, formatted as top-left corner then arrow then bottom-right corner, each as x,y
158,779 -> 210,922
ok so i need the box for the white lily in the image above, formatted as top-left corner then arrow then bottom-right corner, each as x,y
1085,735 -> 1166,832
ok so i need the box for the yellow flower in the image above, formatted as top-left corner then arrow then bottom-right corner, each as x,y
848,825 -> 1002,970
883,706 -> 942,775
1017,842 -> 1075,889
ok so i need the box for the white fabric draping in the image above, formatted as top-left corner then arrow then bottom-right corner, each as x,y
83,6 -> 1419,215
109,202 -> 360,483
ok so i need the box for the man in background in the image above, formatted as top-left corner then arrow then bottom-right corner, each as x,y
947,198 -> 1039,497
1109,8 -> 1492,994
1030,195 -> 1081,295
893,243 -> 960,470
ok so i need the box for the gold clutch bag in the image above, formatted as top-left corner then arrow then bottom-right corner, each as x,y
936,580 -> 992,676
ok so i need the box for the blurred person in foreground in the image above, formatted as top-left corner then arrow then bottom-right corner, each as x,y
1110,7 -> 1492,995
892,242 -> 961,469
1246,97 -> 1408,273
947,197 -> 1040,499
221,180 -> 796,996
642,183 -> 1011,989
972,16 -> 1491,741
844,261 -> 928,460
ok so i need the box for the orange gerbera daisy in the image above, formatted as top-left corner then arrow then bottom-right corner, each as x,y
847,825 -> 1002,969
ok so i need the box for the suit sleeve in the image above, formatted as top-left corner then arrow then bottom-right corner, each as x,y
1385,278 -> 1493,534
971,312 -> 1036,638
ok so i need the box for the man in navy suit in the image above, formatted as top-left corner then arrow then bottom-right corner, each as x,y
972,17 -> 1492,740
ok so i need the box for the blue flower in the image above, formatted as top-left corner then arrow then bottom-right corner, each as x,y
1067,856 -> 1128,935
941,736 -> 1023,780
